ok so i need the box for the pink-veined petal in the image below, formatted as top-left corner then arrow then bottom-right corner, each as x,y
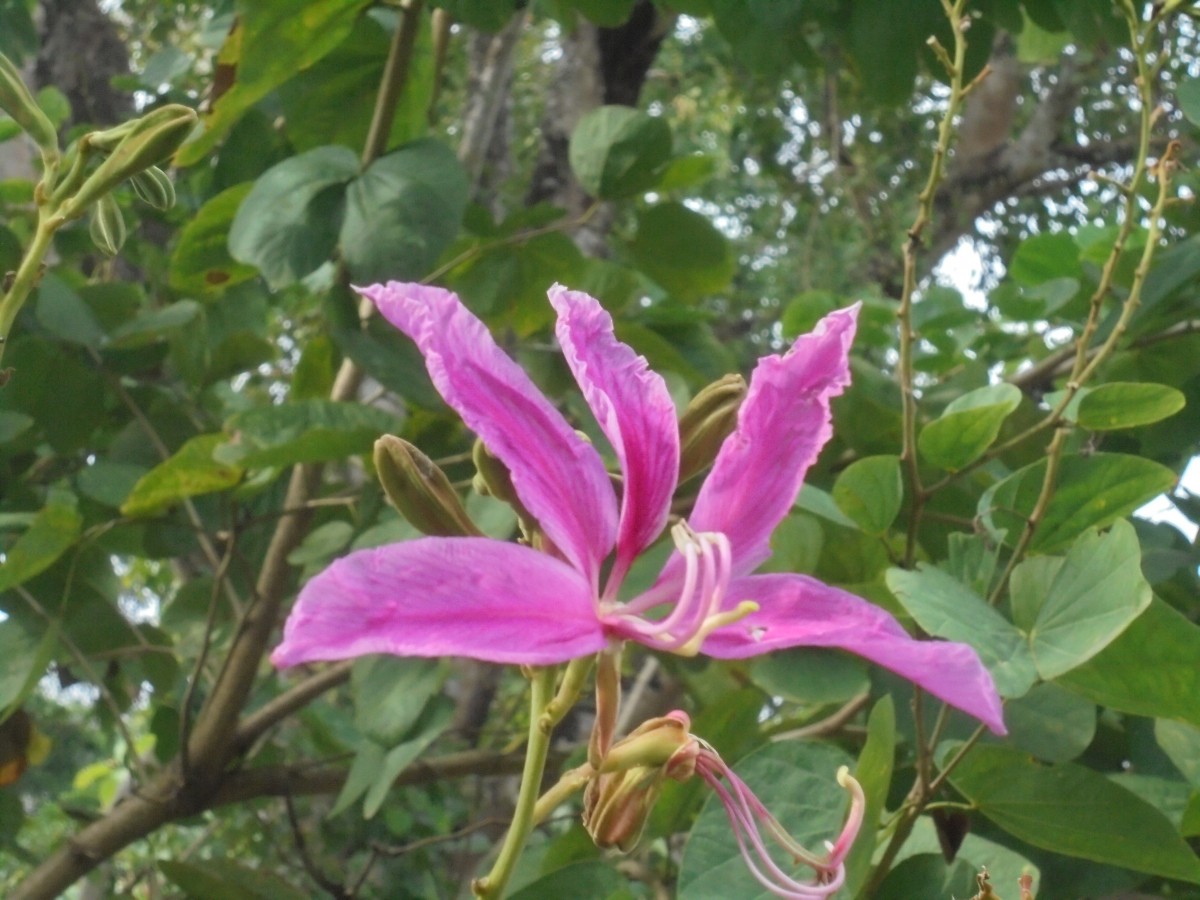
271,537 -> 606,668
359,282 -> 618,585
549,285 -> 679,584
701,574 -> 1006,735
692,305 -> 858,575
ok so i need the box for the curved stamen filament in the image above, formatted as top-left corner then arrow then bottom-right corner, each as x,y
691,744 -> 858,900
605,523 -> 756,654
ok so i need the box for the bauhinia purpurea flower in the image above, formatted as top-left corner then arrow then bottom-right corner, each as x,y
272,283 -> 1004,735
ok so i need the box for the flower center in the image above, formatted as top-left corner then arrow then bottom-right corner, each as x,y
603,522 -> 758,655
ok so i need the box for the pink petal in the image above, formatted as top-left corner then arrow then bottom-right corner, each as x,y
701,574 -> 1006,735
549,285 -> 679,583
692,305 -> 858,575
271,538 -> 607,668
359,282 -> 618,585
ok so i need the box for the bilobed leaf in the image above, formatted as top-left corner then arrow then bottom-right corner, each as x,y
946,743 -> 1200,884
832,454 -> 902,535
121,434 -> 244,517
749,648 -> 868,705
221,401 -> 402,468
569,105 -> 672,199
918,384 -> 1021,471
34,275 -> 104,347
0,493 -> 81,593
1059,600 -> 1200,729
886,564 -> 1035,699
1022,520 -> 1151,679
340,139 -> 469,284
1076,381 -> 1185,430
228,145 -> 359,288
978,453 -> 1177,553
678,742 -> 855,899
169,183 -> 258,294
629,202 -> 735,300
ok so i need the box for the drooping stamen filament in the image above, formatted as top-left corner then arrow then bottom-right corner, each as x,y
602,522 -> 757,655
691,739 -> 863,900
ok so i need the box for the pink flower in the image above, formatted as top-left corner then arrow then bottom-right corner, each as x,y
271,283 -> 1004,735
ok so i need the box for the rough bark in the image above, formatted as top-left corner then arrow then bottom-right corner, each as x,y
35,0 -> 131,126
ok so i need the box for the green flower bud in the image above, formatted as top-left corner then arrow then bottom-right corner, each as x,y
129,165 -> 176,210
471,438 -> 536,527
374,436 -> 480,537
677,373 -> 746,483
0,52 -> 58,153
88,194 -> 126,255
583,712 -> 697,853
60,104 -> 196,220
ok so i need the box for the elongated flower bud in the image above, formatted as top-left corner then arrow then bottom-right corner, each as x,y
60,105 -> 196,219
88,194 -> 126,255
678,373 -> 746,483
0,52 -> 57,152
129,165 -> 176,210
374,436 -> 480,537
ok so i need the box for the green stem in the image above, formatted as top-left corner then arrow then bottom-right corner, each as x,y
473,667 -> 557,899
0,209 -> 59,368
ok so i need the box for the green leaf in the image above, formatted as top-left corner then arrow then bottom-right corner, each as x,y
749,648 -> 868,705
1178,78 -> 1200,128
34,275 -> 104,346
76,461 -> 148,508
121,434 -> 244,517
362,698 -> 453,818
843,697 -> 895,898
286,520 -> 353,567
169,183 -> 259,294
175,0 -> 373,165
832,454 -> 902,535
886,565 -> 1035,699
106,301 -> 202,347
978,453 -> 1177,553
159,858 -> 309,900
946,743 -> 1200,884
291,334 -> 337,401
0,410 -> 34,443
351,656 -> 447,748
340,139 -> 469,284
1009,232 -> 1081,286
1003,683 -> 1096,763
872,854 -> 977,900
657,152 -> 720,192
509,862 -> 622,900
1076,381 -> 1186,430
678,742 -> 854,899
221,401 -> 402,468
1058,600 -> 1200,729
228,145 -> 359,288
0,493 -> 81,593
918,384 -> 1021,471
1016,520 -> 1152,680
569,105 -> 672,199
1156,720 -> 1200,788
0,617 -> 58,722
628,202 -> 735,300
